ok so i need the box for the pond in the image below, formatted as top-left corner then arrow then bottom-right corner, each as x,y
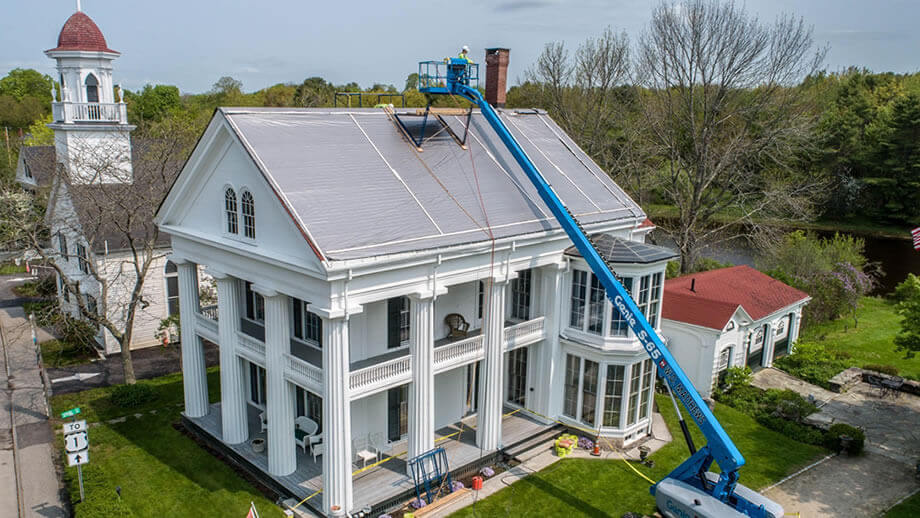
651,229 -> 920,294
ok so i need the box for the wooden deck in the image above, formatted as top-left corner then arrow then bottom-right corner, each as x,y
185,402 -> 550,514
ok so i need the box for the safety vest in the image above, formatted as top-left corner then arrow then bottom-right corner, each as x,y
458,53 -> 472,63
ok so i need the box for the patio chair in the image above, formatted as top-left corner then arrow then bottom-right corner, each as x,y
294,416 -> 319,454
353,435 -> 379,468
259,412 -> 267,433
311,441 -> 324,462
445,313 -> 470,338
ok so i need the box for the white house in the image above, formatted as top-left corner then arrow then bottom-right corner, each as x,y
154,49 -> 682,515
661,265 -> 810,398
17,8 -> 183,354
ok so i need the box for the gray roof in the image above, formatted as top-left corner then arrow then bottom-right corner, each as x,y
565,234 -> 677,264
20,146 -> 56,186
220,107 -> 645,261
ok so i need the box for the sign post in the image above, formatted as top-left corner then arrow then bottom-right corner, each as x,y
62,414 -> 88,501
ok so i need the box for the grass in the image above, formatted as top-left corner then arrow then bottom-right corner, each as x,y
0,262 -> 27,274
886,491 -> 920,517
12,280 -> 40,297
799,296 -> 920,381
51,368 -> 284,517
449,394 -> 826,517
40,339 -> 98,368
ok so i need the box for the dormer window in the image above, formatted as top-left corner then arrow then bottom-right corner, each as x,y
224,188 -> 238,234
241,190 -> 255,239
84,73 -> 99,103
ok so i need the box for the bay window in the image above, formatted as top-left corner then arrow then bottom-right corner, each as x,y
563,354 -> 580,419
581,360 -> 599,426
627,362 -> 642,425
510,268 -> 532,320
603,365 -> 625,427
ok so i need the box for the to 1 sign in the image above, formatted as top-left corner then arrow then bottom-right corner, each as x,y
67,451 -> 89,467
66,432 -> 88,453
63,420 -> 86,435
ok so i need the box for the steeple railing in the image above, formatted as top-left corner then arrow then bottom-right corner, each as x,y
52,101 -> 128,124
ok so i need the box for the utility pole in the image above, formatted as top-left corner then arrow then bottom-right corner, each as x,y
4,127 -> 10,169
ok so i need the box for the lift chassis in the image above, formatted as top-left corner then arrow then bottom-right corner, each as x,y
418,59 -> 783,518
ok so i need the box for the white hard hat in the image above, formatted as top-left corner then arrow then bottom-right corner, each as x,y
462,45 -> 470,52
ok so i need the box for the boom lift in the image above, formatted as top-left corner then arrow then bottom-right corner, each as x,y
416,58 -> 784,518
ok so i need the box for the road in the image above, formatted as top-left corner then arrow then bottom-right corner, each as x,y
0,275 -> 67,518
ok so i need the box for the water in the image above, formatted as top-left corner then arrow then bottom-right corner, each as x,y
652,230 -> 920,294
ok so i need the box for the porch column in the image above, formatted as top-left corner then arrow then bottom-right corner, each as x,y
213,271 -> 248,444
478,277 -> 508,451
534,264 -> 565,421
257,287 -> 297,476
176,259 -> 209,418
762,323 -> 775,368
790,311 -> 803,350
408,293 -> 436,465
322,316 -> 353,514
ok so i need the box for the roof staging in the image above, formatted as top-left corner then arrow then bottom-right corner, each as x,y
565,234 -> 677,264
47,11 -> 117,54
218,107 -> 646,261
663,265 -> 810,330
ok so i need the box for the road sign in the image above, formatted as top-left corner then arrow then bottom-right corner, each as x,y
61,407 -> 81,419
65,432 -> 89,453
67,451 -> 89,467
62,420 -> 87,435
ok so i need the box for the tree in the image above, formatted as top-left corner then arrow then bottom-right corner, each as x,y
210,76 -> 244,106
635,0 -> 828,272
868,92 -> 920,223
0,68 -> 54,103
260,83 -> 296,107
0,111 -> 198,384
404,73 -> 419,92
894,274 -> 920,358
294,77 -> 334,107
125,84 -> 181,123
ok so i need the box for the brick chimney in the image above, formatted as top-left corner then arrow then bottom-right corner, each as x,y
485,48 -> 510,108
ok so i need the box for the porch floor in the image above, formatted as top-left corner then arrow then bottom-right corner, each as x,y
185,401 -> 550,513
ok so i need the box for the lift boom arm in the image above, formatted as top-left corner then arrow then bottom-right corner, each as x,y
421,59 -> 774,515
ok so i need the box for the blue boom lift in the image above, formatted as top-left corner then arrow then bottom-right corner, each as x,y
417,58 -> 784,518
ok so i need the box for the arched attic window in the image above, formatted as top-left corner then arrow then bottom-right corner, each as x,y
225,187 -> 238,234
241,190 -> 255,239
84,73 -> 99,103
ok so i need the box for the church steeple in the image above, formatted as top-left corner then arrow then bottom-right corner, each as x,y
46,7 -> 134,184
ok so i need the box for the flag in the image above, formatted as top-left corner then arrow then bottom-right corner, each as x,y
912,227 -> 920,250
246,502 -> 260,518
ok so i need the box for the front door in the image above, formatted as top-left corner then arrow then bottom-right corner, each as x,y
464,362 -> 480,416
387,385 -> 408,442
507,347 -> 528,407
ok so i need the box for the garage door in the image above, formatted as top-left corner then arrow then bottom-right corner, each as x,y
747,348 -> 764,371
773,338 -> 789,360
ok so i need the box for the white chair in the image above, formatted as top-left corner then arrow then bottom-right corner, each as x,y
353,435 -> 379,468
294,417 -> 319,454
259,412 -> 267,433
311,441 -> 324,462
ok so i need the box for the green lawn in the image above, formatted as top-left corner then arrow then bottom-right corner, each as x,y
450,394 -> 826,517
886,491 -> 920,518
800,296 -> 920,380
52,369 -> 284,517
41,339 -> 98,368
0,262 -> 27,274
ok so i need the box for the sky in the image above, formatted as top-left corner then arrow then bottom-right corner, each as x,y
2,0 -> 919,94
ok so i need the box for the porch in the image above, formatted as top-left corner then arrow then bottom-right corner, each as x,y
184,401 -> 552,514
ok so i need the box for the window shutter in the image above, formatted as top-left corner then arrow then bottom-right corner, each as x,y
387,297 -> 401,348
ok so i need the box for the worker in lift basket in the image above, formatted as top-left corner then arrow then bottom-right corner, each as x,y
458,45 -> 474,63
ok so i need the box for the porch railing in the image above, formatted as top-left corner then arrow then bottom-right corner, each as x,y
349,355 -> 411,398
199,304 -> 219,321
194,312 -> 219,342
434,334 -> 484,374
237,331 -> 266,366
504,316 -> 545,351
284,353 -> 323,393
52,101 -> 127,123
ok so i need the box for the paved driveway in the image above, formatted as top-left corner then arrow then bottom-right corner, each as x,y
754,368 -> 920,517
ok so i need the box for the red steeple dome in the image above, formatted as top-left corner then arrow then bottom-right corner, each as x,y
47,11 -> 118,53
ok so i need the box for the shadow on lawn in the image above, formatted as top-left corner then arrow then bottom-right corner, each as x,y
513,474 -> 616,517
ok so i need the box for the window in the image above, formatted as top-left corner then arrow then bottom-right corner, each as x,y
507,347 -> 528,406
510,269 -> 532,320
581,360 -> 599,426
224,188 -> 238,234
292,298 -> 323,347
24,163 -> 32,179
387,385 -> 408,441
241,190 -> 255,239
243,281 -> 264,322
86,295 -> 99,329
569,270 -> 587,329
776,320 -> 786,336
603,365 -> 625,427
58,232 -> 68,258
647,273 -> 662,327
754,326 -> 765,345
387,296 -> 409,348
478,281 -> 484,319
84,73 -> 99,103
627,362 -> 642,425
639,359 -> 653,420
76,244 -> 90,274
609,278 -> 633,336
249,363 -> 266,406
587,275 -> 605,334
58,274 -> 70,303
164,261 -> 179,316
725,320 -> 735,332
562,354 -> 580,418
717,347 -> 732,372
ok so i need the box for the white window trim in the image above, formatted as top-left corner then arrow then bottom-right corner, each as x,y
239,187 -> 257,242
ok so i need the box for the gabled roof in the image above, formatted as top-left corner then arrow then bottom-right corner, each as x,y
662,265 -> 810,330
47,11 -> 118,54
212,107 -> 646,262
565,234 -> 677,264
19,146 -> 56,186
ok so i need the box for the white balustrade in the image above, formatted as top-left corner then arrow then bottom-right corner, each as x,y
236,331 -> 266,366
433,334 -> 484,373
349,355 -> 411,398
503,316 -> 546,351
199,304 -> 219,321
284,353 -> 323,393
52,101 -> 127,123
194,312 -> 219,342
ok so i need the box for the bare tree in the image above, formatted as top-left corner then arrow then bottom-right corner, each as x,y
635,0 -> 828,272
0,114 -> 195,383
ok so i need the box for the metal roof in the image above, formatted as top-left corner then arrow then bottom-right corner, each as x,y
220,107 -> 645,261
565,234 -> 677,264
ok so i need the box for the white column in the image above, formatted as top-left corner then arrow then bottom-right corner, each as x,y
534,264 -> 565,421
408,293 -> 435,465
478,278 -> 508,451
177,260 -> 208,418
213,272 -> 248,444
258,287 -> 297,476
322,316 -> 353,514
762,323 -> 775,368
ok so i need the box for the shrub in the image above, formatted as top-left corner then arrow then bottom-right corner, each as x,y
825,423 -> 865,455
756,415 -> 826,446
715,382 -> 826,447
774,341 -> 850,388
718,366 -> 752,391
863,364 -> 899,376
34,274 -> 57,298
765,389 -> 818,423
110,383 -> 157,408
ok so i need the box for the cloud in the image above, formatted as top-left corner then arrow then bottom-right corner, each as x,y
494,1 -> 552,12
